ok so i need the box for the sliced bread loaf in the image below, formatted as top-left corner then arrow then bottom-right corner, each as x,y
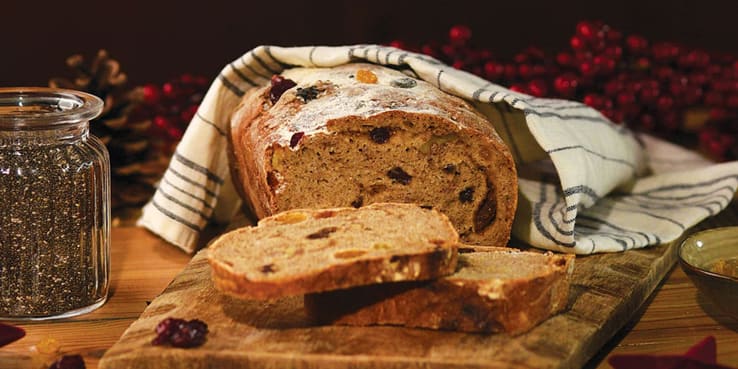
304,248 -> 574,335
207,203 -> 459,300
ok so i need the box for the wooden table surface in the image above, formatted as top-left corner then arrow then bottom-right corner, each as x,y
1,207 -> 737,369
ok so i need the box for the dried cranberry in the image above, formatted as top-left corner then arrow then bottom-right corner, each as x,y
48,354 -> 85,369
290,132 -> 305,148
260,264 -> 276,274
307,226 -> 338,239
369,127 -> 391,143
387,167 -> 412,185
442,164 -> 458,174
269,75 -> 297,104
152,317 -> 208,348
0,322 -> 25,347
459,187 -> 475,203
474,182 -> 497,233
295,86 -> 320,102
169,320 -> 208,348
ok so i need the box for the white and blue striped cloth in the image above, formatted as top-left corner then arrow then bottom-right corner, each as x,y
137,45 -> 738,254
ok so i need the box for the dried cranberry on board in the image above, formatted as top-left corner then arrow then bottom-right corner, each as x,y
269,75 -> 297,104
152,317 -> 208,348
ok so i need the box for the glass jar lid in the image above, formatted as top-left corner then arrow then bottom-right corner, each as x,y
0,87 -> 103,130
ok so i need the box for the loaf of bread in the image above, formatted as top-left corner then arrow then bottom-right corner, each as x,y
304,247 -> 574,335
229,63 -> 517,246
207,203 -> 459,300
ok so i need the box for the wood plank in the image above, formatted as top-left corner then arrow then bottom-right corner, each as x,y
0,227 -> 192,369
98,229 -> 682,369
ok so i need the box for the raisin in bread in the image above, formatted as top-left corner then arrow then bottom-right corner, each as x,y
207,203 -> 459,300
304,247 -> 574,335
229,63 -> 517,246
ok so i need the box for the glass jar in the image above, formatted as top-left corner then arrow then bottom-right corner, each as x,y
0,87 -> 110,319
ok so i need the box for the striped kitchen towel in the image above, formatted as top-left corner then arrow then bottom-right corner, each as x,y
137,45 -> 738,254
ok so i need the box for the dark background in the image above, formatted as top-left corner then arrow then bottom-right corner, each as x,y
3,0 -> 738,86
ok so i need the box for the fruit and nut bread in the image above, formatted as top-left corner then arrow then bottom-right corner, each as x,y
206,203 -> 459,300
305,247 -> 574,335
229,63 -> 517,246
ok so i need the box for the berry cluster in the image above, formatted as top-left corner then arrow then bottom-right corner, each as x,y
390,22 -> 738,161
134,74 -> 209,154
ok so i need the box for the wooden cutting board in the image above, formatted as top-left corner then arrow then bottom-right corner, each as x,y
99,234 -> 682,369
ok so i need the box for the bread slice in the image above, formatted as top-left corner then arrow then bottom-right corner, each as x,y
207,203 -> 459,300
304,247 -> 574,335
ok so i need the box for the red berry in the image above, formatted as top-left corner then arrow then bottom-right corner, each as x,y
513,52 -> 529,64
684,86 -> 704,105
421,44 -> 440,59
660,111 -> 681,131
531,65 -> 547,77
570,35 -> 586,51
583,93 -> 604,108
604,79 -> 624,97
651,42 -> 681,63
556,52 -> 574,67
162,82 -> 176,97
388,40 -> 406,49
553,73 -> 579,97
616,91 -> 636,107
606,29 -> 623,43
579,60 -> 597,77
483,61 -> 504,79
524,46 -> 546,61
576,21 -> 596,40
518,64 -> 533,79
153,116 -> 170,129
605,109 -> 624,123
704,91 -> 724,106
639,113 -> 656,131
503,64 -> 517,80
509,83 -> 528,94
654,66 -> 675,80
449,25 -> 472,45
727,94 -> 738,109
142,84 -> 161,105
527,79 -> 548,97
594,55 -> 616,75
710,108 -> 728,121
604,45 -> 623,59
656,95 -> 675,111
625,35 -> 649,54
633,57 -> 651,71
452,59 -> 465,70
639,86 -> 660,104
180,105 -> 198,123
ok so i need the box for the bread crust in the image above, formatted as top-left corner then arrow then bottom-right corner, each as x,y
304,249 -> 574,335
229,63 -> 517,246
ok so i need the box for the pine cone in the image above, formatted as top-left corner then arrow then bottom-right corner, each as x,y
50,50 -> 167,209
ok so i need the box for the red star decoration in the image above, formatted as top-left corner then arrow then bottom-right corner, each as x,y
609,336 -> 736,369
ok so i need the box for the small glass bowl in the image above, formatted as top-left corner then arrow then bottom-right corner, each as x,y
679,226 -> 738,319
